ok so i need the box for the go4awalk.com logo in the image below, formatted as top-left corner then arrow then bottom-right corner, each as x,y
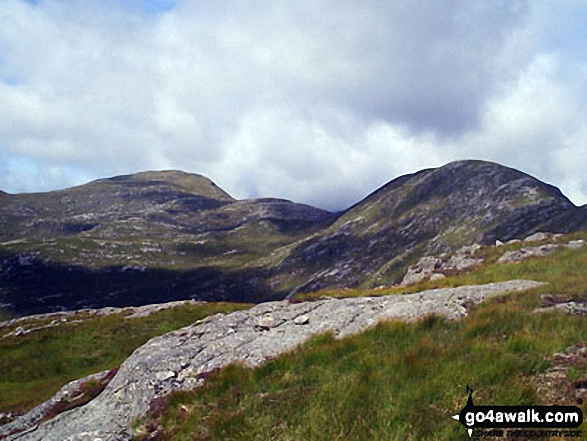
452,386 -> 584,438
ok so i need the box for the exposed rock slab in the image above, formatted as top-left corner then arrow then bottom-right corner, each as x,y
0,371 -> 112,437
497,240 -> 585,264
3,280 -> 544,441
0,300 -> 207,339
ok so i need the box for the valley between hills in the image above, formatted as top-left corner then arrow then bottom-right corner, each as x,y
1,159 -> 586,316
1,159 -> 586,440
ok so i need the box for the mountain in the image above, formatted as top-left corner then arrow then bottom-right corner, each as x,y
273,160 -> 579,293
0,160 -> 585,315
0,170 -> 332,240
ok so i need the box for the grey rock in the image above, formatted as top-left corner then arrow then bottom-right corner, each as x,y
0,300 -> 207,339
566,239 -> 586,249
294,315 -> 310,325
498,244 -> 561,264
534,301 -> 587,316
497,240 -> 585,264
256,315 -> 276,330
429,273 -> 446,282
400,245 -> 483,286
0,370 -> 111,438
523,232 -> 552,242
6,280 -> 544,441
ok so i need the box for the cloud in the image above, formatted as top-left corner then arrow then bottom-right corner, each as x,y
0,0 -> 586,210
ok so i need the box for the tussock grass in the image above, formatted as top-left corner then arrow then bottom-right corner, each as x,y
0,302 -> 250,413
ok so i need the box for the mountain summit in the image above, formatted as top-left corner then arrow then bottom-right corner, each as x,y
273,160 -> 580,293
1,160 -> 585,315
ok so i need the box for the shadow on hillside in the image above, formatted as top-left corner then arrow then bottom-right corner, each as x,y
0,253 -> 279,317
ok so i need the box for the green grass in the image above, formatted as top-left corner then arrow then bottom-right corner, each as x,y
135,300 -> 586,440
3,233 -> 587,438
293,232 -> 587,301
134,233 -> 587,440
0,302 -> 250,413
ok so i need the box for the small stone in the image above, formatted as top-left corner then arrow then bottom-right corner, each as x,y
294,315 -> 310,325
155,371 -> 176,382
495,240 -> 504,247
567,240 -> 585,249
13,326 -> 25,336
429,273 -> 446,282
256,315 -> 275,330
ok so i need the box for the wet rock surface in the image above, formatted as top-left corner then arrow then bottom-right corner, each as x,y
2,280 -> 544,441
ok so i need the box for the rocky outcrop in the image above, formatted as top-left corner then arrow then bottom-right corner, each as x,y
400,244 -> 483,286
534,343 -> 587,405
497,240 -> 585,264
2,280 -> 544,440
0,370 -> 113,437
399,235 -> 586,285
0,300 -> 207,339
534,294 -> 587,316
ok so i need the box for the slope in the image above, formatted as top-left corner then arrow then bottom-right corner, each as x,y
1,160 -> 586,315
0,171 -> 334,315
272,160 -> 578,294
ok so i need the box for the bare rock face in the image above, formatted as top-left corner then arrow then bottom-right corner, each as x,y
2,280 -> 544,441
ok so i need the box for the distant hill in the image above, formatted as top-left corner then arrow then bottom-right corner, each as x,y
273,160 -> 580,293
1,160 -> 585,315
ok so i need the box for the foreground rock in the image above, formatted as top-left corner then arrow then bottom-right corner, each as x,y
3,280 -> 544,441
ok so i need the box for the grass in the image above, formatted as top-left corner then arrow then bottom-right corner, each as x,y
2,232 -> 586,439
293,232 -> 587,302
0,302 -> 250,414
135,300 -> 586,440
134,233 -> 587,440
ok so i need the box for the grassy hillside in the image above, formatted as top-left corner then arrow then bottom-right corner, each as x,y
3,161 -> 586,316
133,233 -> 587,440
0,302 -> 250,414
1,233 -> 586,439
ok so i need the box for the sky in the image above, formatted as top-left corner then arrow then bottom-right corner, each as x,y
1,0 -> 587,211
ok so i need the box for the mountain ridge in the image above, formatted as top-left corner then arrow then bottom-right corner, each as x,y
1,160 -> 586,315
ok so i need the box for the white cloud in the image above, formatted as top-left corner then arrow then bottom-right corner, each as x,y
0,0 -> 586,209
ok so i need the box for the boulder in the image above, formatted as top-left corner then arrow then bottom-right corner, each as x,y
429,273 -> 446,282
523,232 -> 552,242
